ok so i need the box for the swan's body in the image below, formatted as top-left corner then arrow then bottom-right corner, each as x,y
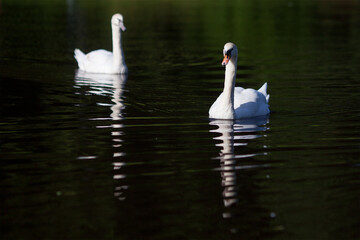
74,13 -> 127,74
210,84 -> 270,119
209,43 -> 270,119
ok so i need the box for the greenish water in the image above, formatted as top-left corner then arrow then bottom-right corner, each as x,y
1,0 -> 360,239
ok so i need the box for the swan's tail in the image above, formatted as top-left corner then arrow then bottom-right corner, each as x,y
74,49 -> 85,70
258,82 -> 270,103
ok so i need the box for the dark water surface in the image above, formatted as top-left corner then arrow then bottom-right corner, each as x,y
1,0 -> 360,239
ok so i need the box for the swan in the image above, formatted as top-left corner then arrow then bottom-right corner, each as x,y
209,42 -> 270,119
74,13 -> 127,74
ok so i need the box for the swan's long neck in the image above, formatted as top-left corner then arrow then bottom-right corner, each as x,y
223,56 -> 237,117
112,27 -> 125,67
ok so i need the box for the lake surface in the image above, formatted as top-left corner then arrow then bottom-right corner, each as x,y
1,0 -> 360,239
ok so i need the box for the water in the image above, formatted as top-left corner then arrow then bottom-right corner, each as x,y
1,0 -> 360,239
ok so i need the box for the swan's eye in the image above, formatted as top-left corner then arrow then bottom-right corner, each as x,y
225,48 -> 232,57
223,48 -> 233,58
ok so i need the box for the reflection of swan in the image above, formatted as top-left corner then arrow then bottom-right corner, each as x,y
209,42 -> 270,119
75,70 -> 127,99
74,13 -> 127,74
74,70 -> 127,126
209,116 -> 269,211
74,71 -> 128,200
210,120 -> 238,208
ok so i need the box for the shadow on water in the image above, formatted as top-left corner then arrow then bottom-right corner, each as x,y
74,71 -> 129,201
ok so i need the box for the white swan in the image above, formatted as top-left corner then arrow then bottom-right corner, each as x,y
209,42 -> 270,119
74,13 -> 127,74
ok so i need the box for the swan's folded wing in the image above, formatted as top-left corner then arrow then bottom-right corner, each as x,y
86,49 -> 113,65
233,88 -> 259,108
234,88 -> 269,118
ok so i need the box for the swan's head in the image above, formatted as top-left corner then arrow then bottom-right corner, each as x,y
222,42 -> 238,66
112,13 -> 126,32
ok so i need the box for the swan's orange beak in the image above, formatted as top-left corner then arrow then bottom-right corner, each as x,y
222,55 -> 230,66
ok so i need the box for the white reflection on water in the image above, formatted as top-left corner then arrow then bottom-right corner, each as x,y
74,71 -> 128,200
209,116 -> 269,212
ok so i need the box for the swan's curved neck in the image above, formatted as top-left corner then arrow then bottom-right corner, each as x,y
112,27 -> 125,66
223,56 -> 237,114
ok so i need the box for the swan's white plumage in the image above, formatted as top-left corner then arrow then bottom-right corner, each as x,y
74,13 -> 127,74
209,84 -> 269,119
209,43 -> 270,119
75,49 -> 115,74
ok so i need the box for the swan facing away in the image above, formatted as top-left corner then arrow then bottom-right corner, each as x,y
209,42 -> 270,120
74,13 -> 127,74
